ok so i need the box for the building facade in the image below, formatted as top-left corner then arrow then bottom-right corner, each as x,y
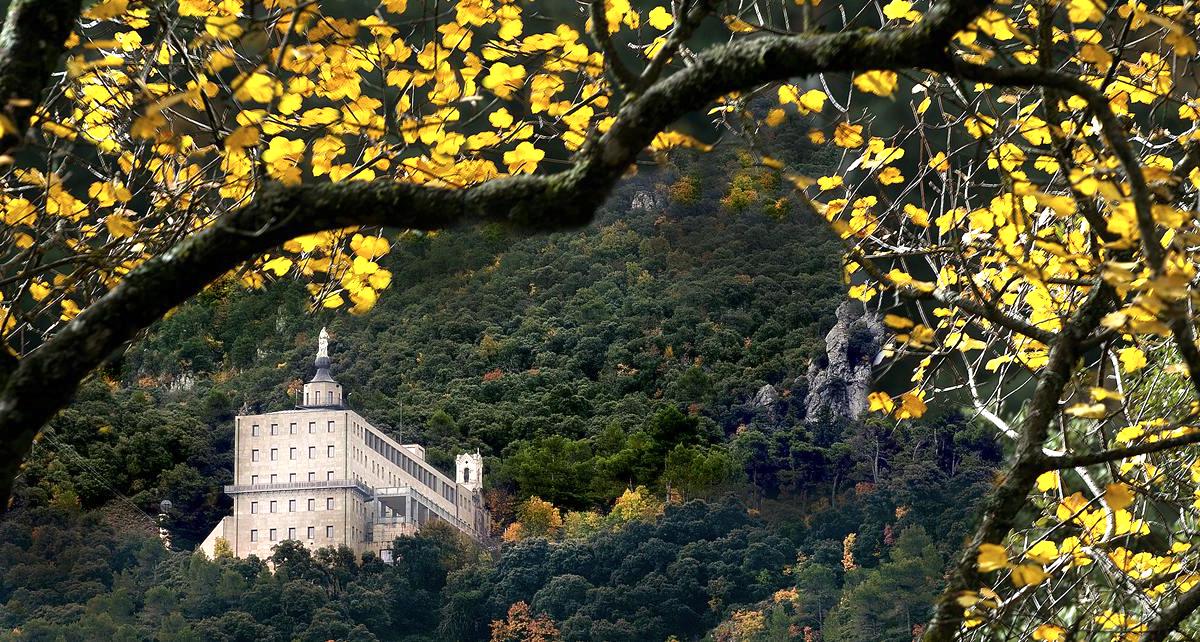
200,328 -> 489,560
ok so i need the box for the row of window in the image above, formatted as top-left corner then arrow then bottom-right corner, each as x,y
250,525 -> 333,542
249,471 -> 336,484
250,445 -> 335,461
304,390 -> 337,405
249,420 -> 336,437
250,497 -> 336,513
363,429 -> 452,502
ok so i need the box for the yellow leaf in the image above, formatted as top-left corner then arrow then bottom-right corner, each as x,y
482,62 -> 526,99
903,203 -> 929,227
234,71 -> 279,103
1033,624 -> 1067,642
853,70 -> 898,97
1064,403 -> 1107,419
104,213 -> 136,237
28,281 -> 50,302
647,6 -> 673,29
883,314 -> 913,329
60,299 -> 81,321
1011,564 -> 1048,587
882,0 -> 912,20
350,233 -> 391,259
503,141 -> 544,173
1026,540 -> 1059,564
1104,483 -> 1134,511
834,122 -> 864,148
896,391 -> 926,419
867,391 -> 895,414
1118,347 -> 1146,372
816,175 -> 843,191
381,0 -> 407,14
977,543 -> 1009,573
797,89 -> 826,113
1090,387 -> 1123,402
1066,0 -> 1105,23
84,0 -> 128,20
2,197 -> 37,226
262,256 -> 292,276
1035,471 -> 1059,492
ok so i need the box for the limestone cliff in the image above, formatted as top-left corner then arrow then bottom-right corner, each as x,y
804,300 -> 884,421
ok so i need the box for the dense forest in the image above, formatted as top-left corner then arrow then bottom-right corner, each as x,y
0,142 -> 1002,641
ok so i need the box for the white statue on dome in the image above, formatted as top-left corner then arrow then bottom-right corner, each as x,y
317,327 -> 329,359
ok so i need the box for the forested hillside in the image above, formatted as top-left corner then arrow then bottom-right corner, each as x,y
1,144 -> 1002,641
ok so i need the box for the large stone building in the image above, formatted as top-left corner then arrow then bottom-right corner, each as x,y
200,329 -> 489,560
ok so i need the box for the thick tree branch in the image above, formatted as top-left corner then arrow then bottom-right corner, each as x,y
1141,583 -> 1200,642
1041,429 -> 1200,470
0,0 -> 83,155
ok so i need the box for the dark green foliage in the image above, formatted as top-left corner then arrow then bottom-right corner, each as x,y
0,146 -> 1001,641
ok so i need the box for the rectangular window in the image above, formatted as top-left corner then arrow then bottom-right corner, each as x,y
327,420 -> 335,433
289,473 -> 296,482
307,526 -> 315,539
250,501 -> 258,514
289,423 -> 297,435
308,472 -> 316,481
327,391 -> 334,404
308,498 -> 315,511
288,527 -> 296,540
252,424 -> 260,436
308,446 -> 316,459
289,499 -> 297,512
251,474 -> 258,485
308,422 -> 316,434
327,470 -> 334,480
326,525 -> 333,538
327,445 -> 335,458
326,497 -> 334,510
251,449 -> 260,462
269,528 -> 277,541
270,448 -> 278,461
270,474 -> 278,483
270,500 -> 277,513
290,447 -> 297,460
250,529 -> 258,542
270,423 -> 278,436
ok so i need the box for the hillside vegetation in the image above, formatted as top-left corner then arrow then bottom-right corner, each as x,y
1,144 -> 1001,641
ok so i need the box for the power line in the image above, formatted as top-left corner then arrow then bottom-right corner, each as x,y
30,432 -> 160,527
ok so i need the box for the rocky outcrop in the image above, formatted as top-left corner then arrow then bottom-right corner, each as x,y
630,189 -> 666,212
752,384 -> 779,409
804,301 -> 884,421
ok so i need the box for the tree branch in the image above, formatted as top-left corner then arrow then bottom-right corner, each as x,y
1140,582 -> 1200,642
588,0 -> 639,93
0,0 -> 83,155
1041,428 -> 1200,470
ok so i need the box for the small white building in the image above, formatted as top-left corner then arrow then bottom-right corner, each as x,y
200,328 -> 489,560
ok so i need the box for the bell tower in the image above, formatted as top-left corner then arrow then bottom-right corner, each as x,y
301,327 -> 343,408
456,451 -> 483,491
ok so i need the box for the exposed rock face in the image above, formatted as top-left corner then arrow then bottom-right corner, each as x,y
167,372 -> 196,392
752,384 -> 779,409
805,301 -> 884,421
630,189 -> 666,212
